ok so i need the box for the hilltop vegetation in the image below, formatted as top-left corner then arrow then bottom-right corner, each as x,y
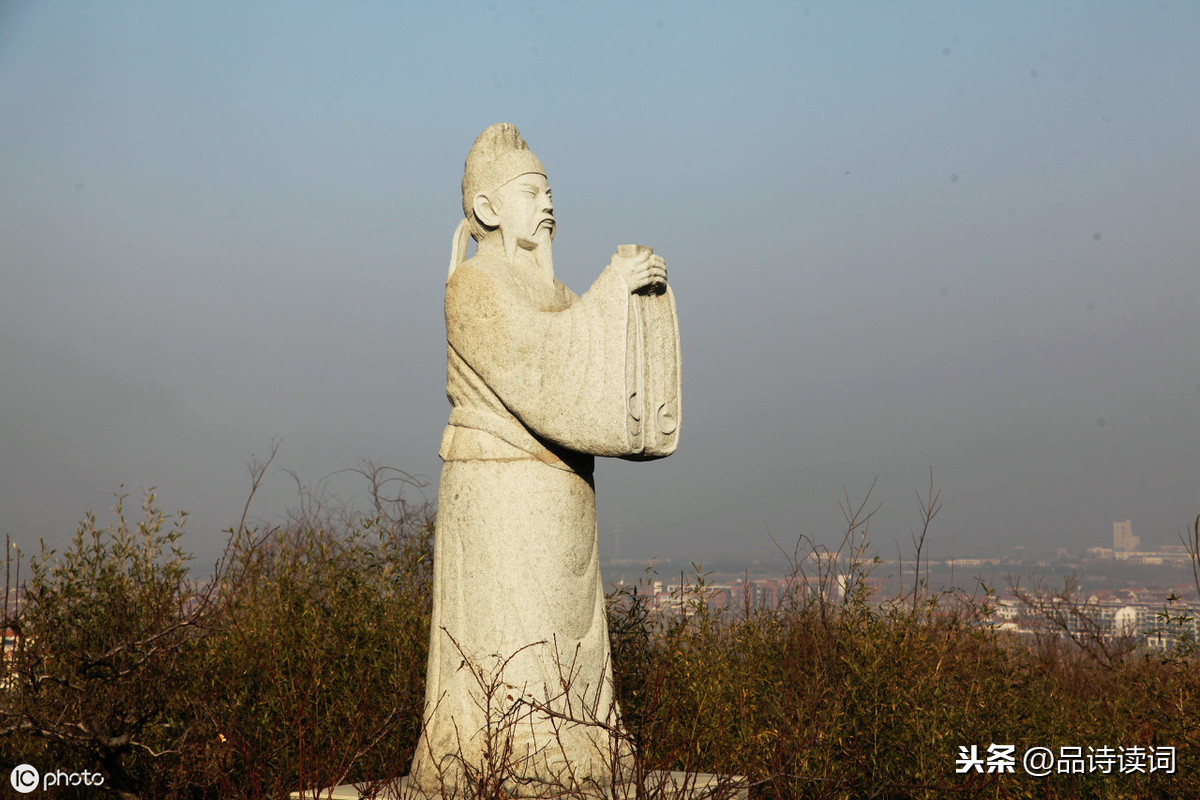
2,459 -> 1197,799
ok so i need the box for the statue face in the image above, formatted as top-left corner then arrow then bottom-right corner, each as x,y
494,173 -> 555,250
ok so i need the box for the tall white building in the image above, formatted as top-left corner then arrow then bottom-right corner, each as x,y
1113,519 -> 1140,552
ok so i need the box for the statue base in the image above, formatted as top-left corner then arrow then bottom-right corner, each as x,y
292,771 -> 747,800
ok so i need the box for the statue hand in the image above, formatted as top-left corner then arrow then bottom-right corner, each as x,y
611,248 -> 667,295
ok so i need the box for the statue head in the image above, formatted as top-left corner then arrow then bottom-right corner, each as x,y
462,124 -> 551,246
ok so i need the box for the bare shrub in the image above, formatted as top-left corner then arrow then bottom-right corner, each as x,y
195,450 -> 435,799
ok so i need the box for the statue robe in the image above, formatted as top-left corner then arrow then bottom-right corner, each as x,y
409,251 -> 680,793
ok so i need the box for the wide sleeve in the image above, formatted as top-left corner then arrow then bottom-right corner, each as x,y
625,285 -> 682,460
446,264 -> 680,458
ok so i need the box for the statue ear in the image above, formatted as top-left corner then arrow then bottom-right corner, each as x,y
473,192 -> 501,229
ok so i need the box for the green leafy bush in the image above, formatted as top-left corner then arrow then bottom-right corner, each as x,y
0,491 -> 204,798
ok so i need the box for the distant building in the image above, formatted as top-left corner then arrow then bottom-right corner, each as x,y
1113,519 -> 1140,552
943,557 -> 1001,568
1113,550 -> 1192,565
997,588 -> 1200,653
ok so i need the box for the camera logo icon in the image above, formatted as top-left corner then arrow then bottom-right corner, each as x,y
10,764 -> 39,793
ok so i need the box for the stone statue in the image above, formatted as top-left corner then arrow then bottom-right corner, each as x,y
409,123 -> 681,795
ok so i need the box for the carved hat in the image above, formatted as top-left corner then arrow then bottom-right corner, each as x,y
462,123 -> 545,240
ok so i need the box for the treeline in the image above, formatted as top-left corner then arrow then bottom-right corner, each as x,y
2,462 -> 1197,799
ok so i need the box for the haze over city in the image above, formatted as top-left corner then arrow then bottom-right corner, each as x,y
2,1 -> 1197,570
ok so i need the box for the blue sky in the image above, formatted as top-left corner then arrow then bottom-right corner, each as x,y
2,1 -> 1198,568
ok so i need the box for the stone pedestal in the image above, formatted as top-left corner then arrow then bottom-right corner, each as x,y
292,770 -> 747,800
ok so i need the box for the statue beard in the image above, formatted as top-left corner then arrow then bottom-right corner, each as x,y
532,235 -> 553,279
504,223 -> 555,282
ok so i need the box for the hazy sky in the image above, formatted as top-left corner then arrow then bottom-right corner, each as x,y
2,1 -> 1197,571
